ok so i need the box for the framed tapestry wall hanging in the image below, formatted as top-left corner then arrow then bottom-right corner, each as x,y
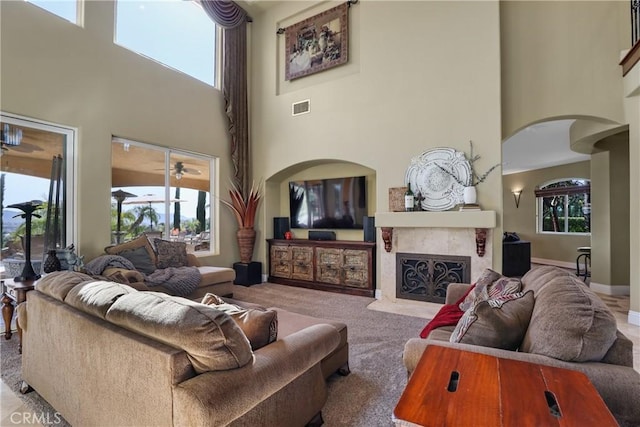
284,3 -> 349,81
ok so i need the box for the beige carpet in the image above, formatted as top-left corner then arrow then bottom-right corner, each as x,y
1,282 -> 430,427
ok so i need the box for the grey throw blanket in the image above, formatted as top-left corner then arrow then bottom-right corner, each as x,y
145,267 -> 201,297
84,255 -> 136,275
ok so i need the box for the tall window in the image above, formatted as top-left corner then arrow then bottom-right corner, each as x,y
26,0 -> 81,25
535,179 -> 591,234
1,113 -> 76,264
111,138 -> 216,253
115,0 -> 217,86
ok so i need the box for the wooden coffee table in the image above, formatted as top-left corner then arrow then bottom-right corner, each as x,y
394,345 -> 618,427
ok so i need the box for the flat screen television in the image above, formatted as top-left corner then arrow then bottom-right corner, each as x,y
289,176 -> 367,229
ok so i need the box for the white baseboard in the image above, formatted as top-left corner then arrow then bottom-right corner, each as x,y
530,258 -> 576,270
629,310 -> 640,326
262,274 -> 268,283
375,289 -> 382,300
589,281 -> 630,296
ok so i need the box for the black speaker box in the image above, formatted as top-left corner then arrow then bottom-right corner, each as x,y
233,262 -> 262,286
363,216 -> 376,242
273,217 -> 290,239
308,230 -> 336,241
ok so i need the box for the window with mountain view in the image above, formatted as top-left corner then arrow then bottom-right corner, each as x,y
536,179 -> 591,234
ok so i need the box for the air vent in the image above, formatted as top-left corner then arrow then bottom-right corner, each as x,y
292,99 -> 310,116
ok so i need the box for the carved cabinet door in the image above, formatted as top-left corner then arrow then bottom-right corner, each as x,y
342,249 -> 369,288
270,244 -> 292,278
316,247 -> 342,285
290,246 -> 314,281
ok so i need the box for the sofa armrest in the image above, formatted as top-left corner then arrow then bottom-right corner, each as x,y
186,253 -> 201,267
445,283 -> 471,305
173,323 -> 340,426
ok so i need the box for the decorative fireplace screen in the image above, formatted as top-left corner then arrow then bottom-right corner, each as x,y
396,253 -> 471,304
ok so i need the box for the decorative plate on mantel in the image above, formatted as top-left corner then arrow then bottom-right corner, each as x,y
405,148 -> 472,211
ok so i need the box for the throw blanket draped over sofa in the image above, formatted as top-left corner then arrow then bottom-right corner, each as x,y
86,233 -> 237,300
85,254 -> 201,296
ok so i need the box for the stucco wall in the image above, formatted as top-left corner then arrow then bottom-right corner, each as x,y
250,1 -> 504,276
0,1 -> 238,264
500,0 -> 628,136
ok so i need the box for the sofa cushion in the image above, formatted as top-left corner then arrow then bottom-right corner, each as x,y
36,270 -> 95,301
102,267 -> 145,284
450,291 -> 534,350
520,266 -> 618,362
201,293 -> 278,350
199,266 -> 236,285
459,269 -> 502,311
65,280 -> 137,319
154,239 -> 188,269
105,234 -> 157,273
106,292 -> 253,374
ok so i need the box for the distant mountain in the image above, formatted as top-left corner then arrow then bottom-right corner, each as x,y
2,209 -> 24,233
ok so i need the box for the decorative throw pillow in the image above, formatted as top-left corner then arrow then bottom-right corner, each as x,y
487,277 -> 522,299
450,291 -> 534,350
154,239 -> 188,269
105,234 -> 157,272
201,293 -> 278,351
458,269 -> 502,312
118,246 -> 156,275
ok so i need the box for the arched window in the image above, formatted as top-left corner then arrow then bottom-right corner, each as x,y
535,179 -> 590,234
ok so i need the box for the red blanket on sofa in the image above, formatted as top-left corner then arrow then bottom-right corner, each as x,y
419,284 -> 476,339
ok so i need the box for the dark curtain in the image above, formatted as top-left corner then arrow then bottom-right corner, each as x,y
200,0 -> 251,197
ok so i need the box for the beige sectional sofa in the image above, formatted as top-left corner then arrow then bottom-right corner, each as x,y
403,266 -> 640,427
19,271 -> 349,426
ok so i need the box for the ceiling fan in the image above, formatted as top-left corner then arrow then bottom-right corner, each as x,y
170,161 -> 201,180
0,124 -> 44,153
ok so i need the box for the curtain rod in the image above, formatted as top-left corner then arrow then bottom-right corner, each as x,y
276,0 -> 358,35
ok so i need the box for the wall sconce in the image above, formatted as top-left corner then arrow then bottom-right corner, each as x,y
512,189 -> 522,208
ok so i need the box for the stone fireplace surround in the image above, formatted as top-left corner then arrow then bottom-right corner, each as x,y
368,211 -> 496,319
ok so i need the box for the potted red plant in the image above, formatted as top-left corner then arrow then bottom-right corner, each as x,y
220,180 -> 262,263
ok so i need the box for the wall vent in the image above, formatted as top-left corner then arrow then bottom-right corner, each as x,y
292,99 -> 310,116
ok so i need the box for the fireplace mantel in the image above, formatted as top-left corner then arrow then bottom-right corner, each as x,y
375,211 -> 496,228
374,211 -> 497,255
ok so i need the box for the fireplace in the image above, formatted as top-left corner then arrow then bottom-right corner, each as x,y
396,253 -> 471,303
368,211 -> 496,318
